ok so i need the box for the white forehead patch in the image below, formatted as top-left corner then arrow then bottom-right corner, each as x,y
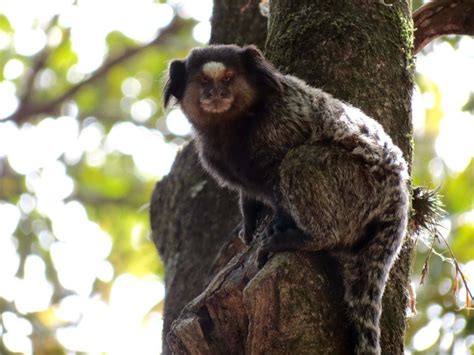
202,61 -> 226,79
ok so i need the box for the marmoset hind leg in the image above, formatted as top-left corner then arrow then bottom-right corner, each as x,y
258,144 -> 408,355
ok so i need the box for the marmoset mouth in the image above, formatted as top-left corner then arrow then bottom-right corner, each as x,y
201,98 -> 233,113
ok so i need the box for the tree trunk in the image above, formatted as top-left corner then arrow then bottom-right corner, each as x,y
151,0 -> 414,354
150,2 -> 267,354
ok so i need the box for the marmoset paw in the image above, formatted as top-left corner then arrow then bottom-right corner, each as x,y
257,227 -> 311,268
264,216 -> 296,238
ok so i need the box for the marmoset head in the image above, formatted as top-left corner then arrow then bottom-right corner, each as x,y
164,44 -> 282,126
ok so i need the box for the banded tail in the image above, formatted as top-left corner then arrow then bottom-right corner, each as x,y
337,208 -> 407,354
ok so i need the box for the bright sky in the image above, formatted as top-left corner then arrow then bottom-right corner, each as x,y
0,0 -> 211,354
0,0 -> 473,354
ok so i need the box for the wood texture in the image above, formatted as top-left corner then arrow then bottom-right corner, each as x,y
151,2 -> 267,354
414,0 -> 474,53
152,0 -> 415,354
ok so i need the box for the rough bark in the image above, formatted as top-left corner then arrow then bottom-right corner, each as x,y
150,148 -> 241,355
265,2 -> 414,353
151,0 -> 414,354
151,2 -> 267,354
414,0 -> 474,53
210,0 -> 268,49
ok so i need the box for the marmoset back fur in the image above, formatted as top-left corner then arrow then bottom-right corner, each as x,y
164,44 -> 409,355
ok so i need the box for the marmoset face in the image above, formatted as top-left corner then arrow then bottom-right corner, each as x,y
196,61 -> 235,114
164,45 -> 282,127
181,60 -> 256,125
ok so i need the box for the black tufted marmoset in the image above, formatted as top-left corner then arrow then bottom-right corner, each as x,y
164,44 -> 410,355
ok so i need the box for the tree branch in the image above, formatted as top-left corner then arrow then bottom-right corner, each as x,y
414,0 -> 474,54
8,17 -> 190,124
15,15 -> 60,117
162,0 -> 415,353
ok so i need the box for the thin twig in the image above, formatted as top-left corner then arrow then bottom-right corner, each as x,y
15,15 -> 59,118
420,238 -> 435,285
420,230 -> 474,312
437,232 -> 474,301
7,17 -> 189,124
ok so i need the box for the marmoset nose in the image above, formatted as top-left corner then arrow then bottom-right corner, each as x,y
209,82 -> 230,100
208,87 -> 229,100
218,90 -> 230,99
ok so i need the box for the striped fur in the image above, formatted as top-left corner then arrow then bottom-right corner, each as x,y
202,61 -> 226,80
166,45 -> 409,355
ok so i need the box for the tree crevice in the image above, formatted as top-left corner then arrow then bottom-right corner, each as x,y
151,1 -> 414,354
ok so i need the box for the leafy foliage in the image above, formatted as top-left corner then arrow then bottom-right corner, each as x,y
0,1 -> 472,354
0,2 -> 199,353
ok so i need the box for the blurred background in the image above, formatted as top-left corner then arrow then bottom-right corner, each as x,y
0,0 -> 472,354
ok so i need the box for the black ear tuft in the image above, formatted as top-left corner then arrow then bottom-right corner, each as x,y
242,45 -> 283,93
164,60 -> 187,108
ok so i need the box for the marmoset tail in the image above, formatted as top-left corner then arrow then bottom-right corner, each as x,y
164,44 -> 410,355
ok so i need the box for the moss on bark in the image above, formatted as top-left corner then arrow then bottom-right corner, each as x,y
152,0 -> 415,353
265,1 -> 414,353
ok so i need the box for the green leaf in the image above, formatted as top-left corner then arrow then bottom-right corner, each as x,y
462,92 -> 474,114
75,84 -> 100,113
0,15 -> 13,32
451,223 -> 474,263
48,39 -> 78,75
106,31 -> 137,57
442,160 -> 474,213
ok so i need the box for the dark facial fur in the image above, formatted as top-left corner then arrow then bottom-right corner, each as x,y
164,45 -> 409,355
164,45 -> 282,127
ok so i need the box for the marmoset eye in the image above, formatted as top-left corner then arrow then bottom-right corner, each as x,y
163,44 -> 431,355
